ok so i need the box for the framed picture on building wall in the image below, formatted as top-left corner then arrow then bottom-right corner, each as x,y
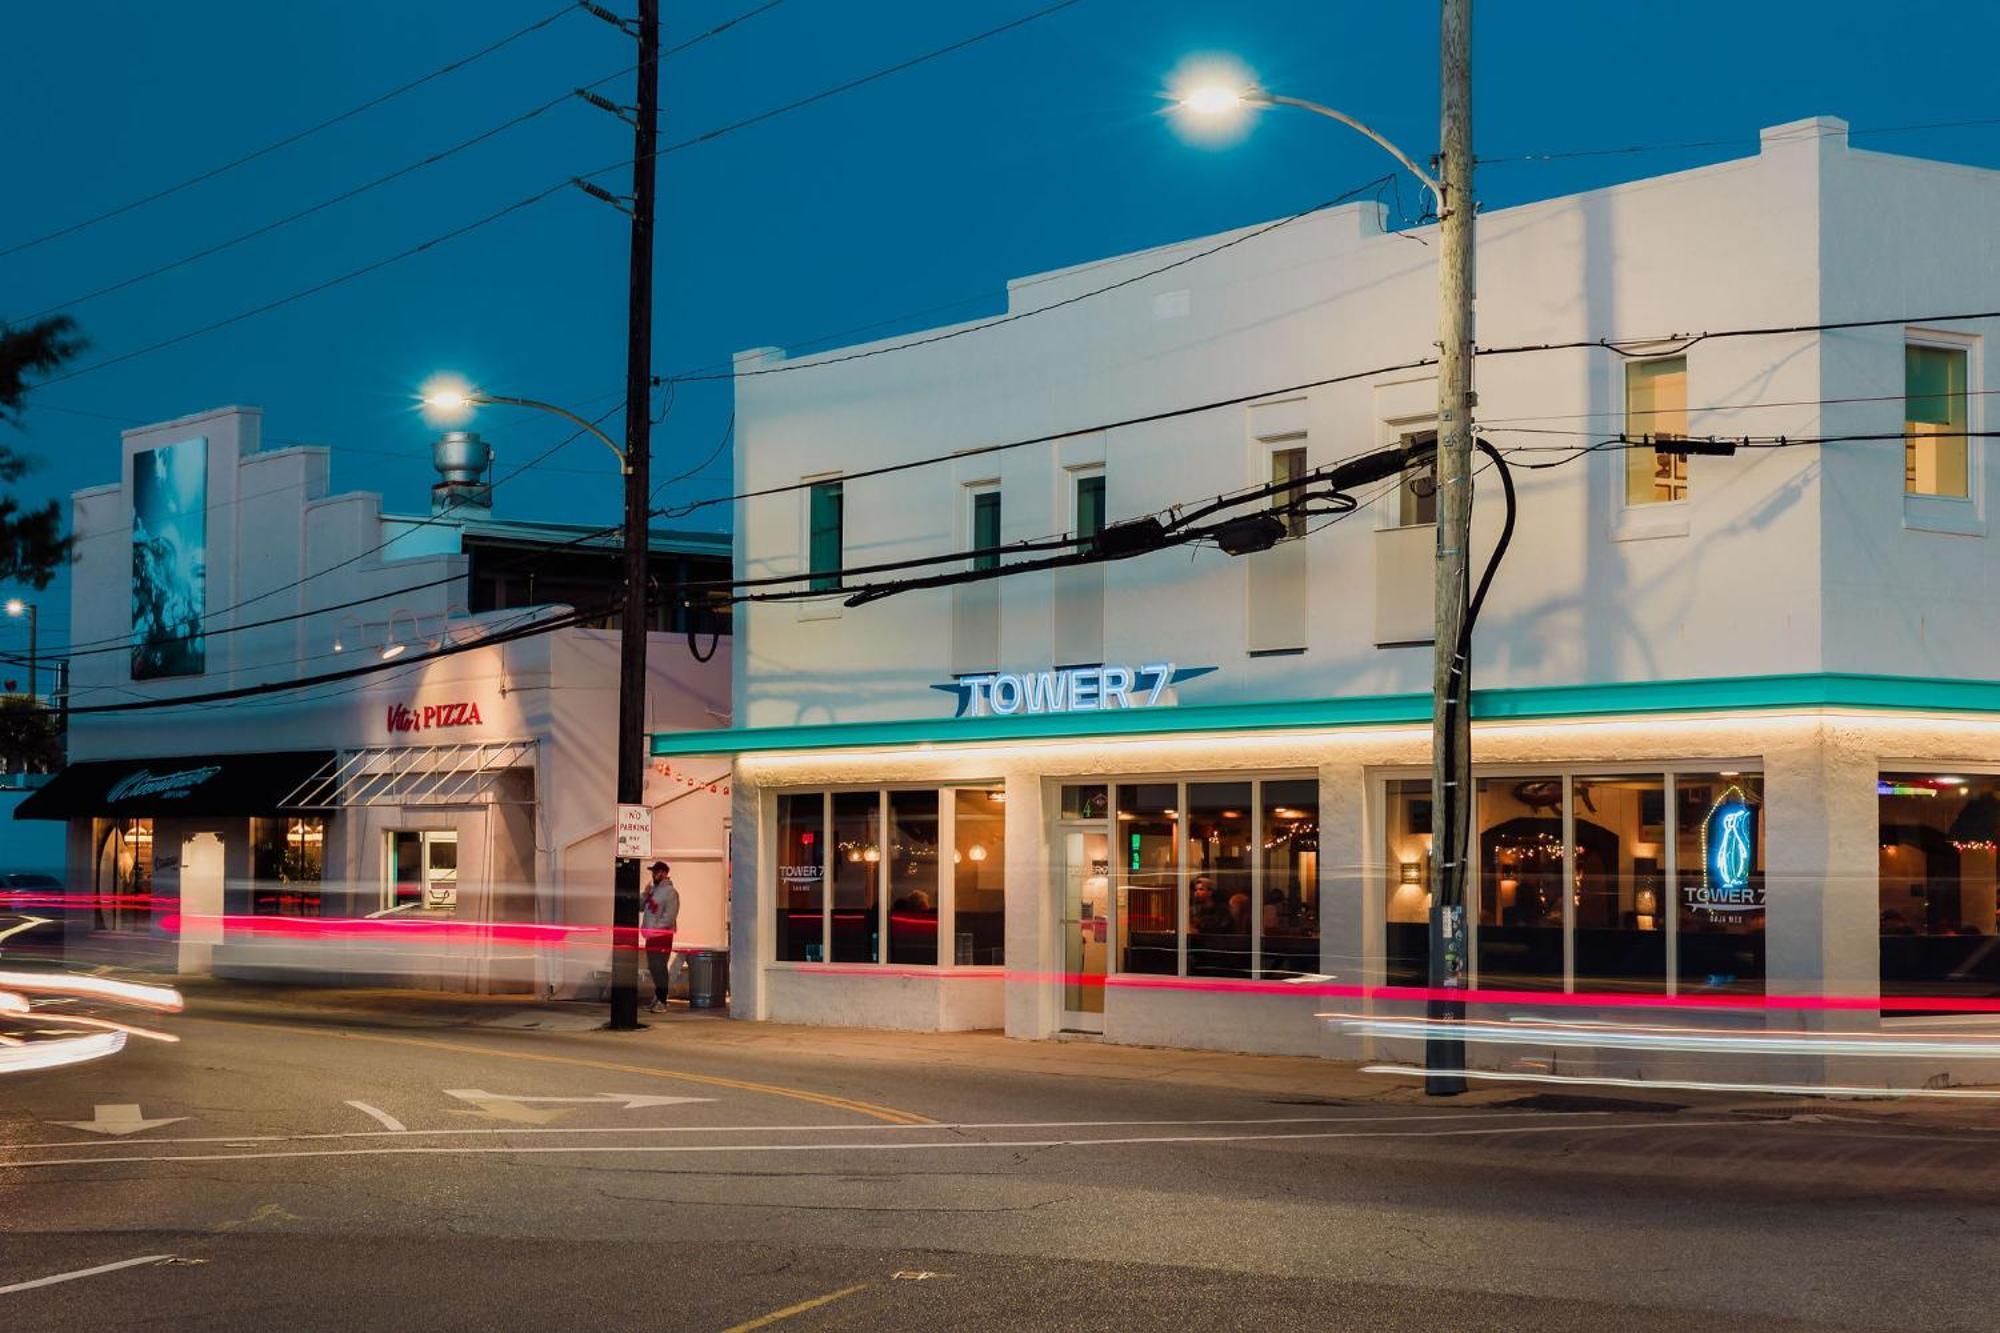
131,437 -> 208,680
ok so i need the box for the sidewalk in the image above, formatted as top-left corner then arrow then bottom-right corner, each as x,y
161,976 -> 2000,1132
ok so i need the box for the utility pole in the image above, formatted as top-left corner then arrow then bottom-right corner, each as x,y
609,0 -> 660,1031
1427,0 -> 1474,1095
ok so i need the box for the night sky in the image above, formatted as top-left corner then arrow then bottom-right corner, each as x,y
7,0 -> 2000,653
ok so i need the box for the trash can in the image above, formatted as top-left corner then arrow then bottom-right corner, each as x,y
686,949 -> 729,1009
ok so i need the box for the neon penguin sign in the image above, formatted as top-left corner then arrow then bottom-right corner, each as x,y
1686,784 -> 1761,913
932,663 -> 1216,719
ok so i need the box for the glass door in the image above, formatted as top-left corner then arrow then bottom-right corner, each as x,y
1059,822 -> 1112,1032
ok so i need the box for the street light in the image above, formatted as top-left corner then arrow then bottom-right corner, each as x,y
1170,8 -> 1476,1098
421,382 -> 630,474
5,599 -> 36,701
1173,82 -> 1442,205
419,376 -> 652,1031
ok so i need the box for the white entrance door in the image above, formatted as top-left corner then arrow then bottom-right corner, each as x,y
1059,824 -> 1112,1032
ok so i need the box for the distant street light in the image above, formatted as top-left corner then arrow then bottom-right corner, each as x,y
418,374 -> 651,1030
6,599 -> 37,702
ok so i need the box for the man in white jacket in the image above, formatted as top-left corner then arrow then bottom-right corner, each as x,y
640,861 -> 680,1013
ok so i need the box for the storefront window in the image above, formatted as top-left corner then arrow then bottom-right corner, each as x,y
887,790 -> 938,965
251,817 -> 324,917
1477,777 -> 1566,990
830,791 -> 880,963
1879,772 -> 2000,1009
1187,781 -> 1253,978
775,792 -> 825,962
1676,773 -> 1765,993
774,785 -> 1004,969
1383,779 -> 1432,986
1571,775 -> 1667,992
94,817 -> 153,932
954,789 -> 1006,965
1260,780 -> 1320,977
1116,782 -> 1180,975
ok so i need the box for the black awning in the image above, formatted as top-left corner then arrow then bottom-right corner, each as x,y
13,751 -> 337,821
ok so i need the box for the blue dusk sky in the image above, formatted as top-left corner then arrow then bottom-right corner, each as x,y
5,0 -> 2000,652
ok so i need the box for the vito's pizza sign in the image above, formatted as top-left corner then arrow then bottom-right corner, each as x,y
385,699 -> 485,734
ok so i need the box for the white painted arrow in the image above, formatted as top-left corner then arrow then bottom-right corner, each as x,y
49,1103 -> 188,1136
444,1089 -> 709,1110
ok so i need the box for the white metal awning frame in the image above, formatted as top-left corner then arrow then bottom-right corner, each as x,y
279,741 -> 537,809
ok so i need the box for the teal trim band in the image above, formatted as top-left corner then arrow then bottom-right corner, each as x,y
651,671 -> 2000,758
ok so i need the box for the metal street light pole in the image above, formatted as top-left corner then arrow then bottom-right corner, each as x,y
1176,1 -> 1476,1093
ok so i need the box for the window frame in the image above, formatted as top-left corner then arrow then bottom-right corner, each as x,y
1054,770 -> 1321,982
765,782 -> 1008,971
1623,355 -> 1691,509
968,482 -> 1002,572
1373,760 -> 1765,997
1903,331 -> 1983,533
1268,442 -> 1309,541
805,477 -> 844,592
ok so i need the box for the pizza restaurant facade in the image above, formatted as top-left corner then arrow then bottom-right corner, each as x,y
666,669 -> 2000,1090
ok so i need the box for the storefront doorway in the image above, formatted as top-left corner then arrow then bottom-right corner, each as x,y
385,830 -> 459,915
1057,782 -> 1113,1031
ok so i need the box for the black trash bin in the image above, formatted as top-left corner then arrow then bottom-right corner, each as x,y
685,949 -> 730,1009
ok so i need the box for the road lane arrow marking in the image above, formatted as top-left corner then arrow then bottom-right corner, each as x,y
49,1104 -> 188,1136
444,1088 -> 711,1111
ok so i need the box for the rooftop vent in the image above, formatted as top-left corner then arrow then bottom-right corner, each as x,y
432,430 -> 494,518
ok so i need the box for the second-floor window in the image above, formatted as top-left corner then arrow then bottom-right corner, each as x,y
970,487 -> 1001,571
1398,430 -> 1438,526
1075,472 -> 1105,541
1270,445 -> 1308,539
1906,342 -> 1970,498
1625,356 -> 1689,505
808,480 -> 844,592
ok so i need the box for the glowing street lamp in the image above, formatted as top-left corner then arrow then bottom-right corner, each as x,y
5,598 -> 36,701
420,379 -> 629,474
1173,79 -> 1442,202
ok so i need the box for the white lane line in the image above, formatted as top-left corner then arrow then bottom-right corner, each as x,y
0,1118 -> 1744,1170
0,1109 -> 1606,1153
0,1254 -> 174,1296
343,1101 -> 406,1133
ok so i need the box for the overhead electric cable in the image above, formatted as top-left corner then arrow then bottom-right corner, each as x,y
0,3 -> 578,260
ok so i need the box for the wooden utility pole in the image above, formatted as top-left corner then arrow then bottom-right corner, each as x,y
608,0 -> 660,1030
1427,0 -> 1474,1094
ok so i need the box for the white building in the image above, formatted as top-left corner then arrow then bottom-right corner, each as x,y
662,118 -> 2000,1088
20,405 -> 732,994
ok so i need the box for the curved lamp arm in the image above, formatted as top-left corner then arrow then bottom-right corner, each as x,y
1254,93 -> 1443,205
473,393 -> 629,474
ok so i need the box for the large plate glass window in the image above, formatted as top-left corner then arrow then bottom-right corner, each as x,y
830,791 -> 881,963
1186,781 -> 1253,978
93,817 -> 153,933
954,788 -> 1006,965
1260,780 -> 1320,977
1476,777 -> 1566,990
1879,772 -> 2000,1011
1116,782 -> 1180,975
1674,773 -> 1764,993
251,816 -> 325,917
1570,775 -> 1666,991
1382,779 -> 1433,987
887,790 -> 939,965
775,792 -> 825,962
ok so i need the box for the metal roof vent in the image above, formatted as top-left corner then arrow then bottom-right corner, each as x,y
432,430 -> 493,518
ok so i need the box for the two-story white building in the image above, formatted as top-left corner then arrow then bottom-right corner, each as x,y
19,405 -> 732,995
661,117 -> 2000,1089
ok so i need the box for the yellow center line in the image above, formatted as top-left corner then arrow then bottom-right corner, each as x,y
198,1017 -> 934,1126
722,1283 -> 872,1332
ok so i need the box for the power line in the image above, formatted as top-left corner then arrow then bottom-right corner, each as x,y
19,70 -> 632,322
60,601 -> 605,717
664,175 -> 1393,384
662,0 -> 790,58
29,1 -> 1085,396
0,3 -> 578,260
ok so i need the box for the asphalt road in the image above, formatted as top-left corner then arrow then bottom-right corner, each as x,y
5,992 -> 2000,1331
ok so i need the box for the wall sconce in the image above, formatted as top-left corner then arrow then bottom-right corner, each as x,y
1398,861 -> 1421,884
968,843 -> 988,863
